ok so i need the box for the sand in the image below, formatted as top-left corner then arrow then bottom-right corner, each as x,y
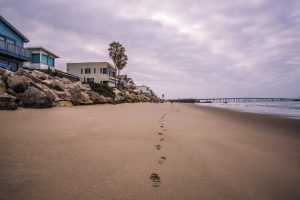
0,103 -> 299,200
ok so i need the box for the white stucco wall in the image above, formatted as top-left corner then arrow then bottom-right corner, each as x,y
67,62 -> 116,86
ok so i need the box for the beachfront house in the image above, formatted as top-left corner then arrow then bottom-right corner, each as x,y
117,74 -> 136,89
67,62 -> 116,87
135,85 -> 154,96
0,15 -> 31,71
23,47 -> 59,71
117,74 -> 128,88
127,77 -> 136,89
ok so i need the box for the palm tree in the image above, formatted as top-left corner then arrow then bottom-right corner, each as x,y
108,41 -> 128,88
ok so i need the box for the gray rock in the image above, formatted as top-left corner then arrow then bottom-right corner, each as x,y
32,70 -> 48,80
6,75 -> 32,93
54,90 -> 72,101
69,87 -> 93,105
42,79 -> 65,91
0,67 -> 6,76
21,86 -> 53,108
0,93 -> 17,110
86,91 -> 106,104
44,89 -> 60,102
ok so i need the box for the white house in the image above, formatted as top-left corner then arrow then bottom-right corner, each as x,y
66,62 -> 116,87
135,85 -> 154,96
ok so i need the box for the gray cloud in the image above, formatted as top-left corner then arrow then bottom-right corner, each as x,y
1,0 -> 299,98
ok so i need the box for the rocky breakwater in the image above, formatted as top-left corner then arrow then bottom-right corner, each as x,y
113,88 -> 161,103
0,68 -> 108,110
0,68 -> 161,110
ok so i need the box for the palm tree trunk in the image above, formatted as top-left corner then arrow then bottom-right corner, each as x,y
117,70 -> 121,88
114,66 -> 117,88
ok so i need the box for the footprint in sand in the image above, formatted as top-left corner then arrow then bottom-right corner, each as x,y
155,145 -> 161,150
160,138 -> 165,141
150,173 -> 161,187
158,156 -> 167,164
160,125 -> 164,128
158,132 -> 163,135
163,129 -> 167,131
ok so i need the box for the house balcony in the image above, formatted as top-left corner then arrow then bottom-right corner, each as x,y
0,40 -> 31,61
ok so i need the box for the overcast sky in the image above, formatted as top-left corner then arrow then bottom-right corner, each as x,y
1,0 -> 300,98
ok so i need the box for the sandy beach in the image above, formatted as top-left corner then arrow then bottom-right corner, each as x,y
0,103 -> 299,200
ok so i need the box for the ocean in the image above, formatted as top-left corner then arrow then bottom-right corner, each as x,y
197,101 -> 300,119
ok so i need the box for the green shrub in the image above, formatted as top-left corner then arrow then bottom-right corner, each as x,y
89,83 -> 115,98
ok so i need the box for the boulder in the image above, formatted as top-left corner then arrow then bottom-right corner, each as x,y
32,70 -> 48,80
42,79 -> 65,91
0,80 -> 6,94
0,93 -> 17,110
1,69 -> 13,81
60,78 -> 72,84
56,100 -> 73,107
69,87 -> 85,105
80,91 -> 92,103
54,90 -> 72,101
6,75 -> 32,93
0,67 -> 6,76
44,89 -> 60,102
87,91 -> 106,104
21,86 -> 53,108
30,81 -> 50,92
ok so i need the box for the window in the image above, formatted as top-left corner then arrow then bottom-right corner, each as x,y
100,68 -> 103,73
41,54 -> 48,65
0,36 -> 4,41
86,78 -> 94,83
81,68 -> 83,74
94,68 -> 96,73
112,72 -> 116,77
48,57 -> 54,66
85,68 -> 91,74
102,68 -> 108,74
32,54 -> 40,63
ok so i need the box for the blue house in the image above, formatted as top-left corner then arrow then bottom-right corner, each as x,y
0,15 -> 31,71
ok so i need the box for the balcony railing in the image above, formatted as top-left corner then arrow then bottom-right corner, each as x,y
0,40 -> 31,61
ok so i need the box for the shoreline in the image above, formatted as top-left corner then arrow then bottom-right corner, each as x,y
190,103 -> 300,133
0,103 -> 300,199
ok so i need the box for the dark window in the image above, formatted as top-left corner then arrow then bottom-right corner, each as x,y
86,78 -> 94,83
103,81 -> 108,85
32,54 -> 40,63
0,36 -> 5,41
100,68 -> 103,73
81,68 -> 83,74
103,68 -> 108,74
85,68 -> 91,74
112,72 -> 116,77
94,68 -> 96,73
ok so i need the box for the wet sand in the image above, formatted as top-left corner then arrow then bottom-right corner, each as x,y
0,103 -> 299,200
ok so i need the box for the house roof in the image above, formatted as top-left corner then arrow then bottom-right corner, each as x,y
0,15 -> 30,43
27,46 -> 60,58
67,62 -> 115,70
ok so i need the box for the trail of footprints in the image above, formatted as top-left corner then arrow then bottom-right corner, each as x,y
149,109 -> 180,187
150,112 -> 169,187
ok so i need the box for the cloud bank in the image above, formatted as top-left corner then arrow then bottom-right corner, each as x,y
1,0 -> 300,98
